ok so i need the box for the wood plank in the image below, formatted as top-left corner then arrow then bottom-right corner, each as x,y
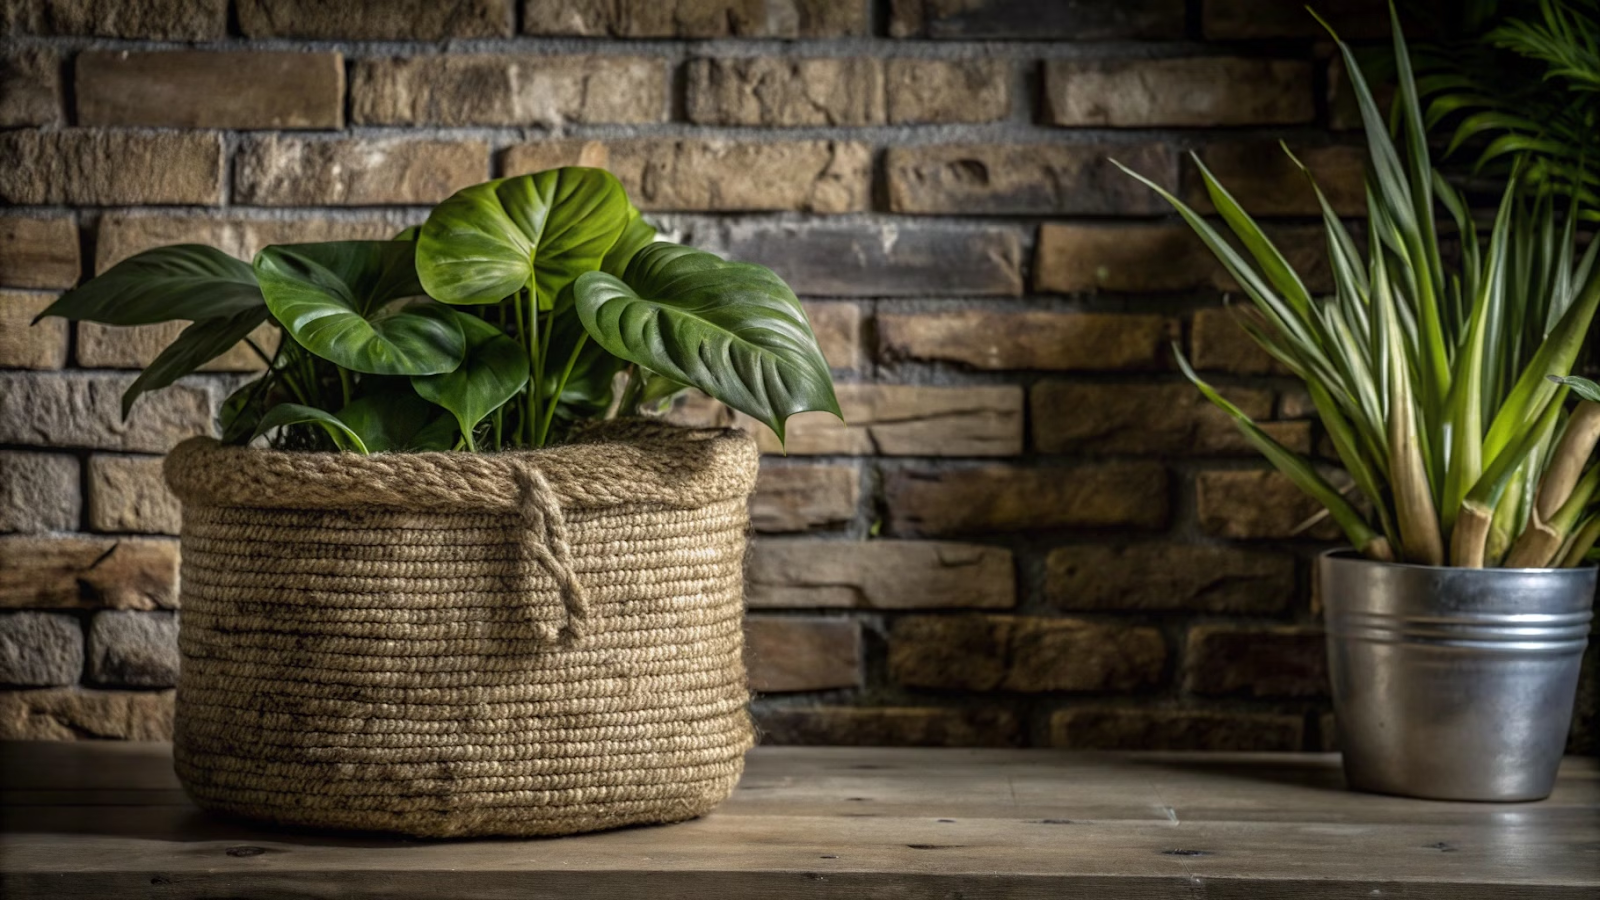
0,742 -> 1595,899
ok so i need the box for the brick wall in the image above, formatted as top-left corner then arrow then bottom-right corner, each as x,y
1,0 -> 1592,753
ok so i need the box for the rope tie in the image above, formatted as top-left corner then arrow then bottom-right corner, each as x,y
515,465 -> 589,645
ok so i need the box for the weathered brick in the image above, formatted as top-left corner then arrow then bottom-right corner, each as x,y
745,616 -> 861,692
0,687 -> 174,740
0,372 -> 214,452
1035,224 -> 1213,294
76,321 -> 278,372
1050,707 -> 1305,751
0,130 -> 223,206
1044,543 -> 1294,613
2,0 -> 226,38
1202,0 -> 1387,40
751,465 -> 858,533
890,0 -> 1184,39
87,455 -> 181,536
0,48 -> 61,126
886,58 -> 1010,124
1188,143 -> 1366,217
673,384 -> 1023,456
238,0 -> 510,38
235,137 -> 487,207
0,535 -> 178,610
890,615 -> 1166,692
0,452 -> 79,533
1191,307 -> 1296,376
1186,625 -> 1329,698
76,51 -> 343,130
879,311 -> 1173,372
88,611 -> 179,687
887,143 -> 1174,215
687,57 -> 884,126
0,612 -> 82,686
95,212 -> 406,273
804,301 -> 860,371
524,0 -> 867,37
505,139 -> 870,213
1196,469 -> 1342,540
353,55 -> 664,127
885,464 -> 1168,537
754,706 -> 1021,747
0,291 -> 67,369
748,539 -> 1014,609
1032,382 -> 1311,455
1046,58 -> 1313,128
0,214 -> 79,288
722,221 -> 1024,297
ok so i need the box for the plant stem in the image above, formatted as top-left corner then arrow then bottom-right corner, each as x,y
615,364 -> 643,418
337,367 -> 352,407
538,334 -> 588,445
527,288 -> 541,447
1535,401 -> 1600,520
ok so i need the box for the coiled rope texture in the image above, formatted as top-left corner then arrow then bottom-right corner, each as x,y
164,422 -> 760,837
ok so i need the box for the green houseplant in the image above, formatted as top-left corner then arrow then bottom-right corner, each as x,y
40,166 -> 840,453
1119,4 -> 1597,801
35,167 -> 839,838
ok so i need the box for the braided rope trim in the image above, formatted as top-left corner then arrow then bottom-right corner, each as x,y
165,420 -> 759,514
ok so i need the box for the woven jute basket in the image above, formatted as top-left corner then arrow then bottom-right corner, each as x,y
162,421 -> 759,838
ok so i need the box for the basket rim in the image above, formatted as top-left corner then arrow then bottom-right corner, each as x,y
163,421 -> 759,514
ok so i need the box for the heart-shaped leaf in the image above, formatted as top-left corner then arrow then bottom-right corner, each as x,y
412,314 -> 530,447
601,209 -> 657,277
252,403 -> 368,453
254,241 -> 465,376
36,244 -> 262,325
415,167 -> 631,308
335,389 -> 457,453
574,243 -> 840,442
120,306 -> 271,418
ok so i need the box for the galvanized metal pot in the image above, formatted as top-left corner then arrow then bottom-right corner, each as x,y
1320,551 -> 1596,802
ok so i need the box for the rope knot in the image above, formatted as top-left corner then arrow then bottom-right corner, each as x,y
515,465 -> 589,646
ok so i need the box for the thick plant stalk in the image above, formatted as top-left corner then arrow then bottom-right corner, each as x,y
1534,400 -> 1600,520
1507,462 -> 1600,568
1559,514 -> 1600,568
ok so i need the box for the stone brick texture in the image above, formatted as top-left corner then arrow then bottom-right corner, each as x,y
2,0 -> 1579,754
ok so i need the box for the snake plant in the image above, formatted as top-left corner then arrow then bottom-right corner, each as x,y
1118,3 -> 1600,568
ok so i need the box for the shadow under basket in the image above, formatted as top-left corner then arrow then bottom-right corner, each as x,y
163,422 -> 759,838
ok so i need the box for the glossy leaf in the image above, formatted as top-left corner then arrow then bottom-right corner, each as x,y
416,168 -> 631,308
252,403 -> 368,454
1550,375 -> 1600,404
120,306 -> 271,419
335,389 -> 456,453
412,314 -> 529,447
601,209 -> 657,277
36,245 -> 262,325
574,243 -> 840,442
254,241 -> 465,376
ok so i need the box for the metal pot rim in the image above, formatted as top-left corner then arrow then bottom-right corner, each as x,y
1320,547 -> 1599,577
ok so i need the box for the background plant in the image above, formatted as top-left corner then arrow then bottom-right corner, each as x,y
1119,4 -> 1600,568
37,167 -> 841,454
1416,0 -> 1600,211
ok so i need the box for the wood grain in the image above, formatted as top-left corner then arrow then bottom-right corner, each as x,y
1,742 -> 1595,899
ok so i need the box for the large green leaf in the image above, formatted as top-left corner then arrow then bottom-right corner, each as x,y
416,168 -> 631,308
335,389 -> 457,453
601,209 -> 657,277
574,243 -> 840,442
411,314 -> 529,448
120,306 -> 271,418
254,241 -> 465,376
36,245 -> 262,325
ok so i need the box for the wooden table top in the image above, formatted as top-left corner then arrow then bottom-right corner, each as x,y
1,741 -> 1595,898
